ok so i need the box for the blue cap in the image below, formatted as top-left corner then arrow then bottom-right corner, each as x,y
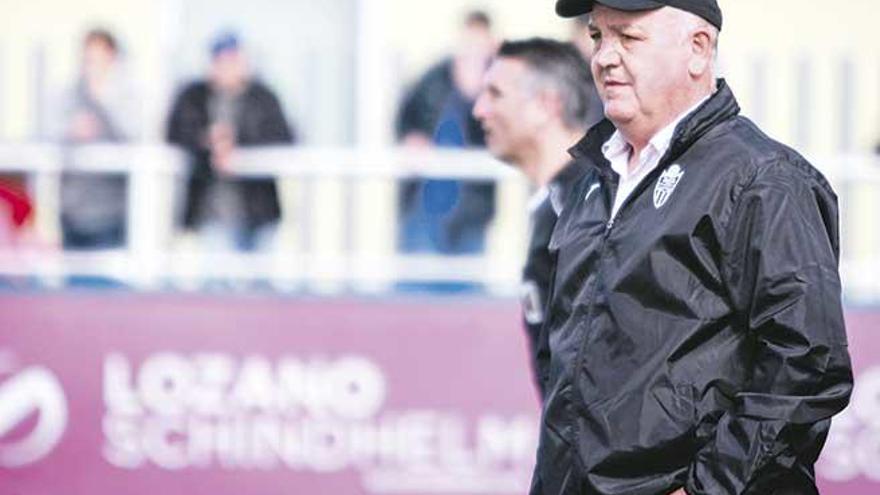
210,31 -> 240,58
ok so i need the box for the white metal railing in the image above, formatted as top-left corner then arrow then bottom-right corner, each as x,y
0,143 -> 879,302
0,143 -> 529,294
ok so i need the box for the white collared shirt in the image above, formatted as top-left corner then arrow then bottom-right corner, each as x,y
603,96 -> 710,218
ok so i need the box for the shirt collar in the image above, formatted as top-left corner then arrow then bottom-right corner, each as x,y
601,95 -> 711,175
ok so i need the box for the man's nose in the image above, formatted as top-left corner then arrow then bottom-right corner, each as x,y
472,95 -> 489,120
593,40 -> 621,70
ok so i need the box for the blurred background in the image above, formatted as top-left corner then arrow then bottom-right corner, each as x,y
0,0 -> 877,296
1,1 -> 880,494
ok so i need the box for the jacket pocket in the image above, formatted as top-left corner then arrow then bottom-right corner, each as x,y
579,383 -> 699,479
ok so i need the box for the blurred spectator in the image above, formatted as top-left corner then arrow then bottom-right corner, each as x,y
473,38 -> 592,398
0,179 -> 35,289
569,15 -> 605,129
166,32 -> 295,252
58,28 -> 139,250
0,178 -> 33,248
396,10 -> 498,258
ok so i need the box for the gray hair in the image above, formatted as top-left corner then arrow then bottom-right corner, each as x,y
677,12 -> 720,73
497,37 -> 594,130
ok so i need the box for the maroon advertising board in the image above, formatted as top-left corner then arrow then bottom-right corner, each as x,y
0,294 -> 877,494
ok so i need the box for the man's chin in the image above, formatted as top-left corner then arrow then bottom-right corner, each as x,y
486,142 -> 507,160
493,148 -> 518,166
604,106 -> 635,127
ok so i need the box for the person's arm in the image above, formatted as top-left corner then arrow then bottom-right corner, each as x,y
166,85 -> 209,152
533,271 -> 554,401
396,80 -> 433,142
253,87 -> 294,144
395,62 -> 450,142
101,76 -> 142,142
685,163 -> 853,494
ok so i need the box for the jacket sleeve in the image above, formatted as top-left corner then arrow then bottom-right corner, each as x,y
166,85 -> 208,152
685,163 -> 853,494
395,62 -> 451,140
533,261 -> 555,402
253,87 -> 295,145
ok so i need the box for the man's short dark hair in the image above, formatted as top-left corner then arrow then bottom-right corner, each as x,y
84,28 -> 118,54
497,37 -> 594,130
464,10 -> 492,29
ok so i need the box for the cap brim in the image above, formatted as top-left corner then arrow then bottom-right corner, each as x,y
556,0 -> 665,18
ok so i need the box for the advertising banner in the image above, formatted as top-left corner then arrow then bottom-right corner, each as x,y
0,294 -> 877,494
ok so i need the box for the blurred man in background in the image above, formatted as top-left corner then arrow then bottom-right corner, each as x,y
166,32 -> 295,252
396,10 -> 496,147
473,38 -> 593,399
58,28 -> 139,250
396,10 -> 499,264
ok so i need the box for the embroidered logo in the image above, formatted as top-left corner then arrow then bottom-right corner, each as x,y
653,164 -> 684,209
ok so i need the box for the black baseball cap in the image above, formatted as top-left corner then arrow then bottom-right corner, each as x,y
556,0 -> 722,31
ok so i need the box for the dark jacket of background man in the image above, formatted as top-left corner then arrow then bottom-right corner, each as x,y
166,80 -> 294,233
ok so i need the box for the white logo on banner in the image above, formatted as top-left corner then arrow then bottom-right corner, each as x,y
102,352 -> 537,493
653,164 -> 684,209
0,353 -> 68,468
817,365 -> 880,482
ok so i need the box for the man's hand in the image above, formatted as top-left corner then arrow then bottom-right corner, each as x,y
401,132 -> 432,149
669,488 -> 687,495
208,123 -> 236,174
68,111 -> 102,142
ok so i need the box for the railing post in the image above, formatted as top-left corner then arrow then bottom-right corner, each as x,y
352,0 -> 397,293
486,175 -> 529,296
127,145 -> 181,289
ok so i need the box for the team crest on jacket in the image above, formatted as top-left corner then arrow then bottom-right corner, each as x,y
653,164 -> 684,209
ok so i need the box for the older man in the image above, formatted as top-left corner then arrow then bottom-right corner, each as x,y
532,1 -> 853,494
473,38 -> 595,398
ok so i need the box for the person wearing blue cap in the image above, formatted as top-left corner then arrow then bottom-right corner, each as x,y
167,32 -> 296,252
530,1 -> 852,494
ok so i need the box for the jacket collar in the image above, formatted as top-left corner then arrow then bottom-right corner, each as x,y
568,78 -> 740,172
550,159 -> 586,188
547,159 -> 588,215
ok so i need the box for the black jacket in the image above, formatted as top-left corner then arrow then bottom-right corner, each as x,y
522,161 -> 587,399
531,80 -> 853,495
166,80 -> 295,230
396,59 -> 454,140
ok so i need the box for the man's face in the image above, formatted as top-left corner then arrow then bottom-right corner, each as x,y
210,49 -> 249,93
453,24 -> 498,99
588,6 -> 694,131
473,57 -> 546,165
83,39 -> 116,78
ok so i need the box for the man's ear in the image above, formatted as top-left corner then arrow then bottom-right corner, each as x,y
688,29 -> 714,77
536,89 -> 563,125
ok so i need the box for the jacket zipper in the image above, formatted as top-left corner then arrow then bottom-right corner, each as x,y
568,173 -> 616,424
605,218 -> 615,236
570,155 -> 679,413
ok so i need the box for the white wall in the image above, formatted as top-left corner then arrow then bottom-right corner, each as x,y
0,0 -> 877,150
